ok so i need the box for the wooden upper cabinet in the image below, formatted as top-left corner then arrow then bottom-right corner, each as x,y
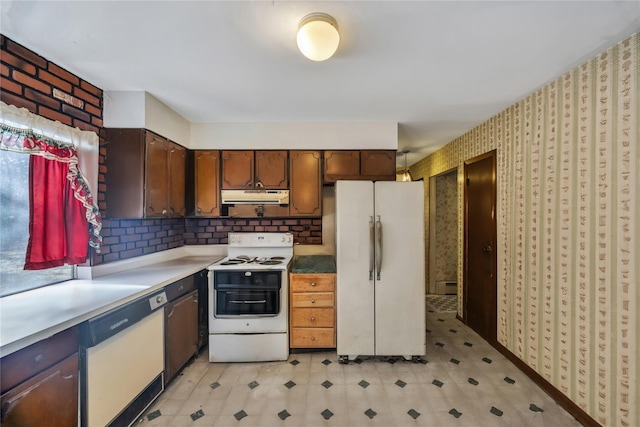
255,150 -> 288,189
105,128 -> 186,218
169,142 -> 187,216
289,150 -> 322,217
221,150 -> 288,190
144,132 -> 170,217
323,150 -> 397,183
221,150 -> 254,189
194,150 -> 220,217
323,150 -> 360,183
360,150 -> 396,181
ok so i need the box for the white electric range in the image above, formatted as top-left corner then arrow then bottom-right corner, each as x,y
207,232 -> 293,362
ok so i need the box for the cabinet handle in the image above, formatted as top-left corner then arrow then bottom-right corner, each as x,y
256,181 -> 264,188
311,299 -> 316,304
310,336 -> 316,341
310,282 -> 316,287
162,209 -> 168,215
310,316 -> 316,321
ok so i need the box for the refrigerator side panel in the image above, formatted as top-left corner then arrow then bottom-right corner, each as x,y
336,180 -> 376,358
373,181 -> 426,357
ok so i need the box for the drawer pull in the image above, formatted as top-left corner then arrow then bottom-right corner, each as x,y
311,299 -> 316,303
311,282 -> 316,287
311,336 -> 316,341
310,316 -> 316,321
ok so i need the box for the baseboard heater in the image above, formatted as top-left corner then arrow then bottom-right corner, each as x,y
436,281 -> 457,295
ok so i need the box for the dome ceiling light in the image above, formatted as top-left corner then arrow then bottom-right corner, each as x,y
296,13 -> 340,61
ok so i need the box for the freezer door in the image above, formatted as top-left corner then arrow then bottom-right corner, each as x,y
336,180 -> 375,357
374,181 -> 426,357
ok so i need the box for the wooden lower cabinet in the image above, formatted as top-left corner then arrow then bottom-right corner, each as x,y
289,273 -> 336,348
164,290 -> 199,385
0,327 -> 79,427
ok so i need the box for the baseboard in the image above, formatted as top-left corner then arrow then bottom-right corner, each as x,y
493,341 -> 600,427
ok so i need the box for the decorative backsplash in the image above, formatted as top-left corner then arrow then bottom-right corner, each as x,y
91,217 -> 322,265
411,33 -> 638,426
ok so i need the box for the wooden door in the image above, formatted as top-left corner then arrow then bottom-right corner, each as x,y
463,150 -> 497,343
323,150 -> 359,183
145,131 -> 169,217
360,150 -> 396,181
221,150 -> 254,189
169,142 -> 186,217
289,151 -> 322,216
255,150 -> 288,188
194,150 -> 220,216
0,353 -> 78,427
165,291 -> 199,385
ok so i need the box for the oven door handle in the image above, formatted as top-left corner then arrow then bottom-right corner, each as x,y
229,300 -> 268,304
214,283 -> 280,291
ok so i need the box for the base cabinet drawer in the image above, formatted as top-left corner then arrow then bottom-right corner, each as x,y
291,292 -> 334,308
290,308 -> 335,327
290,328 -> 336,348
289,274 -> 335,292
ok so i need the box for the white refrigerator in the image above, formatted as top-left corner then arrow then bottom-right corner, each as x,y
335,180 -> 425,363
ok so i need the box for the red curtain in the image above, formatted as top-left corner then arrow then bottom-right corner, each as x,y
24,155 -> 89,270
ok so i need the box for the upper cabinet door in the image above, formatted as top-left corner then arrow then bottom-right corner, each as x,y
255,150 -> 288,189
194,150 -> 220,217
289,150 -> 322,217
145,132 -> 170,217
360,150 -> 396,181
221,150 -> 254,189
323,150 -> 360,183
169,142 -> 186,217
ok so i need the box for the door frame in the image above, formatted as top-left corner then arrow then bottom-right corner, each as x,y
462,149 -> 497,343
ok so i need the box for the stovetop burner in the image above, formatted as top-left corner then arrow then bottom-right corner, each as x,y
218,256 -> 285,266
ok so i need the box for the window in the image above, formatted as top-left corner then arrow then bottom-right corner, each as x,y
0,150 -> 74,297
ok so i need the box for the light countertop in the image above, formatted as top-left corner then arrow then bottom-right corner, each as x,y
0,246 -> 225,357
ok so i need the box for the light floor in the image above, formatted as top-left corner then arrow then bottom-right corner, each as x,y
139,307 -> 582,427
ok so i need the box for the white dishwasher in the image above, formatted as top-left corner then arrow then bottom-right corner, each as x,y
80,289 -> 167,427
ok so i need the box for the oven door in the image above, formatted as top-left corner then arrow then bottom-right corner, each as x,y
210,270 -> 287,334
215,283 -> 280,317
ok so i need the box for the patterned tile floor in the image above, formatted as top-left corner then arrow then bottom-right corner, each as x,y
139,310 -> 582,427
425,295 -> 458,313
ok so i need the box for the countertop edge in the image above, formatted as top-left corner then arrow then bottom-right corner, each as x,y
0,254 -> 222,358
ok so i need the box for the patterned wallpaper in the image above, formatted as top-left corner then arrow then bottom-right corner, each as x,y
433,171 -> 458,284
410,33 -> 638,426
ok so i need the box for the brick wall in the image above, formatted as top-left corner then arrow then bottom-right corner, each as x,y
2,35 -> 323,266
91,218 -> 185,264
0,35 -> 103,133
184,218 -> 323,245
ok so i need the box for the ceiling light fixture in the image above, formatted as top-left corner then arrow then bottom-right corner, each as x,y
400,150 -> 413,182
296,13 -> 340,61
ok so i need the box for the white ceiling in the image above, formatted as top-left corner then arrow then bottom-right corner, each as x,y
1,1 -> 639,166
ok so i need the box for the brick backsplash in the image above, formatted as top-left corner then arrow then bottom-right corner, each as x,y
91,217 -> 322,264
92,218 -> 185,265
185,217 -> 322,245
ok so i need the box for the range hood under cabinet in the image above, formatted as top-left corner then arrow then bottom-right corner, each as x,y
221,189 -> 289,205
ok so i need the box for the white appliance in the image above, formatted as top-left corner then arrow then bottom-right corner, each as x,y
82,289 -> 167,427
335,180 -> 425,363
207,232 -> 293,362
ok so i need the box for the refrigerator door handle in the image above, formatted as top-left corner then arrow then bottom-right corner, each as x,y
375,215 -> 382,280
369,216 -> 375,280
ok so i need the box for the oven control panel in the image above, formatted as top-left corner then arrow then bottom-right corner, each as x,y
228,232 -> 293,247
